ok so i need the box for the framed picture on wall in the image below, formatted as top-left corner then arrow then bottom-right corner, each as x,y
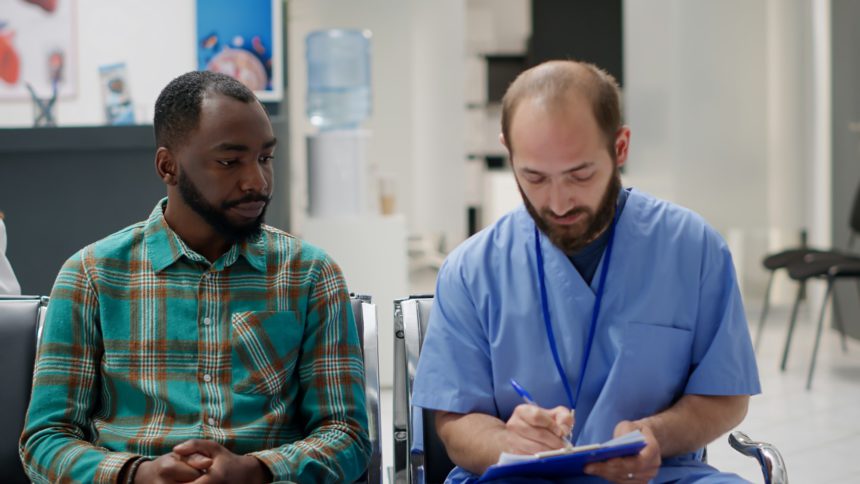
0,0 -> 77,100
195,0 -> 283,102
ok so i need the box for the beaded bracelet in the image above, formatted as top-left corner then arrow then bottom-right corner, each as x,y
124,457 -> 150,484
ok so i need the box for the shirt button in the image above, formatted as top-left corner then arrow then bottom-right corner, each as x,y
203,317 -> 211,326
203,374 -> 212,383
207,417 -> 216,426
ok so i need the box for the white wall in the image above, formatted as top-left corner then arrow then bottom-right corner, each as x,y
764,0 -> 817,302
625,0 -> 769,233
624,0 -> 772,296
0,0 -> 196,127
410,0 -> 466,252
624,0 -> 826,301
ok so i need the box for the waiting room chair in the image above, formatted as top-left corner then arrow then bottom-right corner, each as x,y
393,295 -> 455,484
755,181 -> 860,367
0,295 -> 48,484
393,294 -> 789,484
350,294 -> 383,484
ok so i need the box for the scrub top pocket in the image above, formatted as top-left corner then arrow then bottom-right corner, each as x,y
607,321 -> 693,419
230,311 -> 302,395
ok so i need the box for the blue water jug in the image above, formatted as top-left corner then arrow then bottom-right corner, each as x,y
306,29 -> 372,130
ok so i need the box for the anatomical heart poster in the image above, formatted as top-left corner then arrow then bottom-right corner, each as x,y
0,0 -> 77,100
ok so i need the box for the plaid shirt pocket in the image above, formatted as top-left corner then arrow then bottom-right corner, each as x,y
231,311 -> 302,395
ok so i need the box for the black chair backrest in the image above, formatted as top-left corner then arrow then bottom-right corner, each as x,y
0,296 -> 47,484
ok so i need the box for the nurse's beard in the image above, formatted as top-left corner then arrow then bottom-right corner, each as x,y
521,169 -> 621,255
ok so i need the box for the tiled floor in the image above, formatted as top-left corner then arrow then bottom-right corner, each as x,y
379,294 -> 860,483
708,301 -> 860,483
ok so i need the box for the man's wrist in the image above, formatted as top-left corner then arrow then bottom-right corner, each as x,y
243,454 -> 272,483
121,457 -> 150,484
633,416 -> 669,456
635,416 -> 659,436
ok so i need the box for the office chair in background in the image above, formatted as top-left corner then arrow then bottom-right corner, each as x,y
755,181 -> 860,379
767,183 -> 860,389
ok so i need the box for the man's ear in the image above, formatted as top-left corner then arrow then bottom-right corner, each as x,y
499,132 -> 508,151
155,147 -> 178,185
614,126 -> 631,169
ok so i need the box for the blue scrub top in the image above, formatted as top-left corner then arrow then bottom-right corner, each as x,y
411,189 -> 761,483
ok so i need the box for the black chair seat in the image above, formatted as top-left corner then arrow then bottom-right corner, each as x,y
829,259 -> 860,278
762,248 -> 832,270
780,252 -> 860,389
787,254 -> 860,280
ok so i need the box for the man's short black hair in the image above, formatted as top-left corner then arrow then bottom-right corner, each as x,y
153,71 -> 258,148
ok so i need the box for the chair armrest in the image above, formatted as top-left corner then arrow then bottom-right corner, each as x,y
728,431 -> 788,484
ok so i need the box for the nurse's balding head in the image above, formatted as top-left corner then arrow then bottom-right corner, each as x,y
501,60 -> 622,160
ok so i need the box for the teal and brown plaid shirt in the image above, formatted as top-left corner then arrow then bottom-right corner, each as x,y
20,199 -> 370,483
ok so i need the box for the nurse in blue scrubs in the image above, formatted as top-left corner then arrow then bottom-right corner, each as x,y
411,60 -> 760,484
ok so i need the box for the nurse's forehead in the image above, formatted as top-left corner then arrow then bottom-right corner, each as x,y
516,159 -> 595,175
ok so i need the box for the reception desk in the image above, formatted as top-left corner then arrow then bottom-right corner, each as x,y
0,121 -> 289,295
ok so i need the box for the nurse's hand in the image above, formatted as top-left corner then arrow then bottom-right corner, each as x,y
503,404 -> 574,454
583,420 -> 661,484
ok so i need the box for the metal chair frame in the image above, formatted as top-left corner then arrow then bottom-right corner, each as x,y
350,294 -> 383,484
729,431 -> 788,484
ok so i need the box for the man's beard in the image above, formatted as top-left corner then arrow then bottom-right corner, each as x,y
521,169 -> 621,255
177,171 -> 269,244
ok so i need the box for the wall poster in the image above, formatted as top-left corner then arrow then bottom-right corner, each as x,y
196,0 -> 283,102
0,0 -> 77,100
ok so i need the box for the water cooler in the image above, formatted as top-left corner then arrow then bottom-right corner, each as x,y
301,28 -> 407,389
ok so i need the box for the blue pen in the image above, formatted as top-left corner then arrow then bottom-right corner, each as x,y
509,379 -> 574,448
510,378 -> 538,405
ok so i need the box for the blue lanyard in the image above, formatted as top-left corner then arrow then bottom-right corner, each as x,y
534,207 -> 620,411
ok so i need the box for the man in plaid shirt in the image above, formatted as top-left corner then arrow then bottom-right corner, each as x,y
19,71 -> 371,483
